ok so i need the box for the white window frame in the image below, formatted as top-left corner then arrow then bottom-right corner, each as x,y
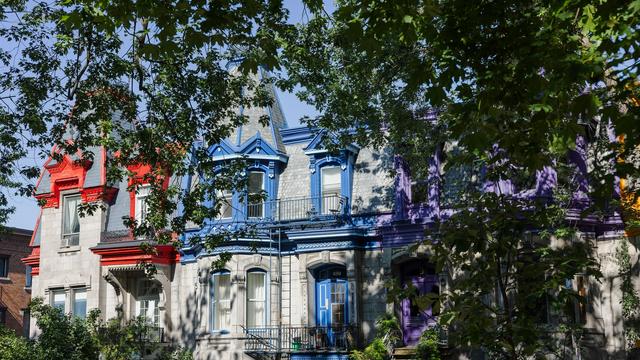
61,194 -> 81,248
246,270 -> 268,328
211,271 -> 232,332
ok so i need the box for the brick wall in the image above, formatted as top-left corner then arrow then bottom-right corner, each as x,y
0,227 -> 32,336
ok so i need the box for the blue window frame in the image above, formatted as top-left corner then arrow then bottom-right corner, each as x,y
210,271 -> 231,332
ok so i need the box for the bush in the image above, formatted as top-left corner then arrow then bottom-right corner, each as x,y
415,327 -> 441,360
0,326 -> 33,360
0,298 -> 194,360
350,339 -> 389,360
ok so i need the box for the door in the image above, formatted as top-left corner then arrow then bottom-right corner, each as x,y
400,263 -> 439,346
315,267 -> 348,347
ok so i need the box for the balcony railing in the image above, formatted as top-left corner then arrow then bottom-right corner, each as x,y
243,325 -> 357,354
244,194 -> 347,223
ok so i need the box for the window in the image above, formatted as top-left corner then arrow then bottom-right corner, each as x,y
0,255 -> 8,278
321,166 -> 341,214
211,272 -> 231,331
247,171 -> 264,218
135,186 -> 151,224
246,271 -> 267,328
0,307 -> 5,324
217,189 -> 233,219
136,280 -> 160,327
62,195 -> 81,247
52,290 -> 66,311
22,308 -> 30,338
72,288 -> 87,319
25,266 -> 32,288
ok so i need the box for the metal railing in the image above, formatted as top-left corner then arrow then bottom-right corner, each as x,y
245,194 -> 347,223
243,325 -> 357,353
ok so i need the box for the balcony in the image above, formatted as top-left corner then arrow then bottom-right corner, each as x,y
244,194 -> 348,223
243,325 -> 357,356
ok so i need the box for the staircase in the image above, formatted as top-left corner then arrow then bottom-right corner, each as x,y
392,347 -> 416,360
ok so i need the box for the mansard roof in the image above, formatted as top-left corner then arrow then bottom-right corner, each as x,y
226,66 -> 288,155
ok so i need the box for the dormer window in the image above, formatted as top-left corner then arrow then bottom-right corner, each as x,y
247,171 -> 265,218
135,185 -> 151,224
321,166 -> 341,214
61,194 -> 81,247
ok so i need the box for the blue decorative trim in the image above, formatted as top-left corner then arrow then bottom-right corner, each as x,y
281,127 -> 315,144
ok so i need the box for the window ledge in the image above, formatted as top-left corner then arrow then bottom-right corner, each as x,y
0,277 -> 10,282
58,246 -> 81,254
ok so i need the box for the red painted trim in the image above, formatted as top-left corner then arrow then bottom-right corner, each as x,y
81,186 -> 119,204
91,244 -> 179,266
36,154 -> 93,208
22,247 -> 40,276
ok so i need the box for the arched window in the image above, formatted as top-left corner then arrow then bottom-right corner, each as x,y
246,269 -> 267,328
210,271 -> 231,331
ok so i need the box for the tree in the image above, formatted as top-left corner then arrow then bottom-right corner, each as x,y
279,0 -> 639,358
0,0 -> 292,246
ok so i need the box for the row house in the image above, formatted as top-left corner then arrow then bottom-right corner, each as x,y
24,67 -> 631,359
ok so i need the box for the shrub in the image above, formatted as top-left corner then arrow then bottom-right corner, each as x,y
350,338 -> 389,360
415,327 -> 441,360
0,326 -> 33,360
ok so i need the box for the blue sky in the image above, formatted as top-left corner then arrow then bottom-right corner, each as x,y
6,0 -> 326,230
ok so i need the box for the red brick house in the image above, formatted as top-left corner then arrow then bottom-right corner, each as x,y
0,226 -> 32,336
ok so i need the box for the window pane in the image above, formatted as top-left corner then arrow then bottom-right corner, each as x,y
217,190 -> 233,219
248,172 -> 264,194
52,291 -> 66,311
135,186 -> 150,223
213,273 -> 231,330
247,272 -> 266,328
73,289 -> 87,319
321,167 -> 341,194
0,257 -> 7,277
63,196 -> 80,234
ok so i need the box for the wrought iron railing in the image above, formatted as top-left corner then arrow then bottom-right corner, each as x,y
244,194 -> 347,223
243,325 -> 357,353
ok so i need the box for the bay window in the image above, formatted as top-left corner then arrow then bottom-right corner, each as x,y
246,270 -> 267,328
211,272 -> 231,331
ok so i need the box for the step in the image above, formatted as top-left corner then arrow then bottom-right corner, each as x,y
392,347 -> 416,360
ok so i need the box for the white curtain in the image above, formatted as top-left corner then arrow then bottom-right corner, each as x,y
214,274 -> 231,330
321,167 -> 341,213
247,272 -> 266,327
64,196 -> 80,234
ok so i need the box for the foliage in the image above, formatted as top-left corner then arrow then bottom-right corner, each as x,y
0,298 -> 192,360
615,238 -> 640,347
0,0 -> 291,252
29,297 -> 100,360
375,313 -> 402,352
0,326 -> 32,360
350,338 -> 389,360
415,328 -> 441,360
280,0 -> 639,358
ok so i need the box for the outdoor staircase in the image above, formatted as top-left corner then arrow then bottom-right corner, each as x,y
392,347 -> 416,360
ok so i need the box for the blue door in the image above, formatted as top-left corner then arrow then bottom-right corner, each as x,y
315,267 -> 348,348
